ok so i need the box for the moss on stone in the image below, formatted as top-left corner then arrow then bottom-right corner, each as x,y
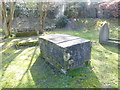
85,61 -> 91,66
16,31 -> 37,37
16,41 -> 39,48
48,58 -> 63,69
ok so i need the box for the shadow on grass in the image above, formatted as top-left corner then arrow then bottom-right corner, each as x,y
30,56 -> 102,88
101,43 -> 119,54
17,47 -> 38,87
1,47 -> 24,80
2,38 -> 13,49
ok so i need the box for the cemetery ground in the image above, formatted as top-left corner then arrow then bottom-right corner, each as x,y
0,18 -> 119,88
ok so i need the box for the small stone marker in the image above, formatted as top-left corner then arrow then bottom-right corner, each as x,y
39,34 -> 92,74
99,23 -> 109,43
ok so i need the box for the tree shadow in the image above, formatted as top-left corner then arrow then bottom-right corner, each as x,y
30,56 -> 102,88
1,47 -> 24,80
1,38 -> 14,49
17,47 -> 37,87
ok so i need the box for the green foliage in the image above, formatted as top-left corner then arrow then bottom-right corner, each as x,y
6,3 -> 27,18
14,4 -> 23,17
47,8 -> 57,19
64,2 -> 88,18
55,16 -> 69,28
7,3 -> 39,18
0,29 -> 3,34
65,3 -> 79,18
45,25 -> 56,31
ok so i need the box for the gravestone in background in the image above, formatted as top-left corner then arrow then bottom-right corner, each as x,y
39,34 -> 92,74
99,23 -> 109,43
99,23 -> 120,46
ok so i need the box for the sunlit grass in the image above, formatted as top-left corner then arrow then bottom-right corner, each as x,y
48,29 -> 118,88
1,18 -> 119,88
1,46 -> 40,88
0,29 -> 3,34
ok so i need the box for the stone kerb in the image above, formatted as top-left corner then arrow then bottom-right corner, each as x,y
14,28 -> 37,37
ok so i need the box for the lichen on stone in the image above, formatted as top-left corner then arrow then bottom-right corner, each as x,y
63,52 -> 71,61
68,59 -> 74,65
61,69 -> 67,74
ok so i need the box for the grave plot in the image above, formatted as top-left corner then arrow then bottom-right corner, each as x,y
13,18 -> 39,37
39,34 -> 92,74
14,28 -> 38,37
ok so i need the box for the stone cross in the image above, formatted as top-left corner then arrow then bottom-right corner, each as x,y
99,23 -> 109,43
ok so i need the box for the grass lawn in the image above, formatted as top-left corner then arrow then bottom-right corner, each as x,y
0,19 -> 119,88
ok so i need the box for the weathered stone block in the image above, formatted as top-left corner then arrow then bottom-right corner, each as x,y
39,34 -> 91,74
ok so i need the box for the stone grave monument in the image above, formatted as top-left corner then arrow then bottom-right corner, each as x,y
39,34 -> 92,74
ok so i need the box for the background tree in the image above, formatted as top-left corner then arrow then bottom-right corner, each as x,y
2,1 -> 8,36
38,2 -> 50,34
2,0 -> 16,37
0,2 -> 2,29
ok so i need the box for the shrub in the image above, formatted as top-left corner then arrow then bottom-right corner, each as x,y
47,9 -> 57,19
99,1 -> 119,18
46,3 -> 58,19
45,25 -> 56,31
14,3 -> 24,17
55,15 -> 69,28
64,2 -> 79,18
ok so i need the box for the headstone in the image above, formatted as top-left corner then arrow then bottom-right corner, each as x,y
99,23 -> 109,43
39,34 -> 91,74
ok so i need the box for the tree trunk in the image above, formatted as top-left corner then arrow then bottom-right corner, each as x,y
2,1 -> 9,37
2,1 -> 16,37
7,2 -> 16,36
39,2 -> 44,34
0,2 -> 2,29
39,2 -> 49,34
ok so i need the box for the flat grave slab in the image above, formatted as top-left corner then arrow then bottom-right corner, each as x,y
39,34 -> 92,74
